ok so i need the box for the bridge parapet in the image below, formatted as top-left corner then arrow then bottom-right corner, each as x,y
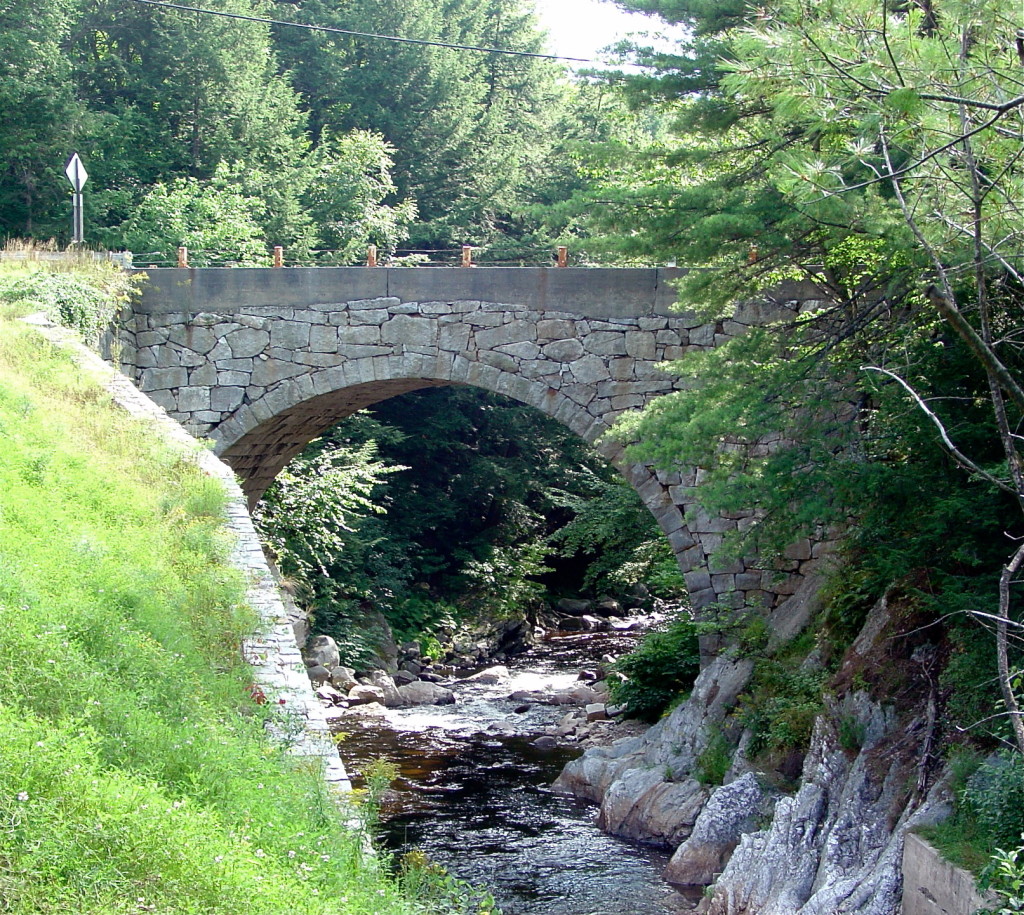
120,267 -> 827,616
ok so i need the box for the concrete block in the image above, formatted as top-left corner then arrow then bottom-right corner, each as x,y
902,833 -> 994,915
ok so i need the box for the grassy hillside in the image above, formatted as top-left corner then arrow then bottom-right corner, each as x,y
0,264 -> 488,915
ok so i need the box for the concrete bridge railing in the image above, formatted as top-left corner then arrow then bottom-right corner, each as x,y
117,266 -> 827,614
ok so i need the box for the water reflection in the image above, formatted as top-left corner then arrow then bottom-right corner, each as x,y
334,626 -> 696,914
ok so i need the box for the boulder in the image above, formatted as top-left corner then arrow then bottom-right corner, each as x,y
399,640 -> 421,658
304,635 -> 340,670
568,685 -> 601,704
306,664 -> 331,685
315,682 -> 345,705
329,665 -> 357,692
393,669 -> 418,686
581,614 -> 610,631
532,736 -> 558,750
351,608 -> 400,674
664,772 -> 766,886
623,582 -> 651,609
494,618 -> 535,656
459,665 -> 510,684
593,597 -> 626,617
597,768 -> 707,847
555,597 -> 592,617
347,683 -> 387,706
586,703 -> 608,722
365,669 -> 403,708
397,681 -> 456,706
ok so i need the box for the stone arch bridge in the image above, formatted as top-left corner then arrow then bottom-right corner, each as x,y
119,266 -> 824,613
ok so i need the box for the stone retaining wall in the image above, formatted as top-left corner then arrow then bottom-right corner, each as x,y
27,314 -> 349,793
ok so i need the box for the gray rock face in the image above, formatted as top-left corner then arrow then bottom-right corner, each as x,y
364,670 -> 403,708
703,699 -> 916,915
552,581 -> 949,915
665,772 -> 767,886
305,634 -> 340,670
396,681 -> 456,706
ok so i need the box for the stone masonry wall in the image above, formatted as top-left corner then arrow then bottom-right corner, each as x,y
120,269 -> 828,615
33,314 -> 350,794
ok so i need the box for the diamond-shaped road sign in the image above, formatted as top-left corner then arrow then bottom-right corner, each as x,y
65,153 -> 88,193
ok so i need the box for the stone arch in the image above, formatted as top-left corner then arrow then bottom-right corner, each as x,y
123,271 -> 826,613
215,351 -> 692,582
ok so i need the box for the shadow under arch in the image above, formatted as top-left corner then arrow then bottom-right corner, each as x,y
214,351 -> 693,591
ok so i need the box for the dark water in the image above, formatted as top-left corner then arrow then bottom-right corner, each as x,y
334,625 -> 696,915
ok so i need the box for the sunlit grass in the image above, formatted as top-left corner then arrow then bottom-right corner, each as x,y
0,280 -> 480,914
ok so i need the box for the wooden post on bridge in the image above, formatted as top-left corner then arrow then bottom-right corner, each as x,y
461,245 -> 473,267
367,245 -> 378,267
177,246 -> 188,268
556,246 -> 568,267
273,246 -> 284,268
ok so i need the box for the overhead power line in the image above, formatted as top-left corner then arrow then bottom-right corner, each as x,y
128,0 -> 597,64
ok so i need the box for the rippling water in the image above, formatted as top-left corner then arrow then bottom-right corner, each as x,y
334,625 -> 697,915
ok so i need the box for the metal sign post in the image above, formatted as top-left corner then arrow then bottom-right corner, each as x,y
64,153 -> 88,244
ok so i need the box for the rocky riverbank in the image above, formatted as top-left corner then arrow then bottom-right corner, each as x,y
552,578 -> 951,915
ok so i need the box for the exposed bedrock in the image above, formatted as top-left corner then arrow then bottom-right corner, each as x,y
553,579 -> 953,915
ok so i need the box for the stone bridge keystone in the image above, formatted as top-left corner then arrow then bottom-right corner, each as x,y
119,266 -> 826,614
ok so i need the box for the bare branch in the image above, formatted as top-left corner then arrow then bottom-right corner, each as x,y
862,365 -> 1017,493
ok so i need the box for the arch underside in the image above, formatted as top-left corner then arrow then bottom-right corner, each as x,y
220,378 -> 450,504
211,363 -> 799,616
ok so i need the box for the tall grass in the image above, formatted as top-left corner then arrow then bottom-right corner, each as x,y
0,267 -> 486,914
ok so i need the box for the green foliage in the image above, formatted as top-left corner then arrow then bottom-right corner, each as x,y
264,386 -> 678,646
740,661 -> 826,759
695,726 -> 732,786
118,165 -> 272,265
837,715 -> 866,753
462,540 -> 550,620
305,131 -> 416,261
979,840 -> 1024,915
0,300 -> 469,914
0,264 -> 139,343
925,751 -> 1024,883
963,754 -> 1024,853
254,439 -> 401,584
609,611 -> 701,722
271,0 -> 564,252
549,471 -> 686,597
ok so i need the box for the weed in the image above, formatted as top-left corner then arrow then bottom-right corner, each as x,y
696,727 -> 733,786
837,714 -> 866,752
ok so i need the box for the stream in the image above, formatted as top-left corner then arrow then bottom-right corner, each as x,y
332,622 -> 697,915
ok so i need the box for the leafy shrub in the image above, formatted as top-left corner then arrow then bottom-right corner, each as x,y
837,714 -> 867,752
979,839 -> 1024,915
695,727 -> 732,786
609,612 -> 701,722
963,753 -> 1024,850
740,662 -> 826,758
0,266 -> 137,343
